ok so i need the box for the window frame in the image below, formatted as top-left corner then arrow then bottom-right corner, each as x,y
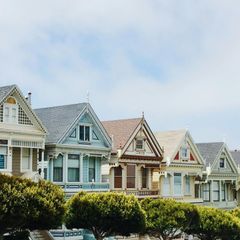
185,175 -> 191,195
53,155 -> 63,182
213,181 -> 220,202
181,147 -> 189,160
203,182 -> 210,202
135,139 -> 144,151
21,148 -> 32,172
0,145 -> 8,170
127,164 -> 136,189
219,158 -> 225,168
67,154 -> 80,182
114,166 -> 123,189
173,173 -> 182,196
79,124 -> 92,142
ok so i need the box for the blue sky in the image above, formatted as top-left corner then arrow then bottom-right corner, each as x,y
1,0 -> 240,149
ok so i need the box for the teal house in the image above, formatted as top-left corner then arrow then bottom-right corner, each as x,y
35,103 -> 112,195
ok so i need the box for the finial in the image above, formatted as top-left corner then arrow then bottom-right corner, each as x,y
87,91 -> 90,104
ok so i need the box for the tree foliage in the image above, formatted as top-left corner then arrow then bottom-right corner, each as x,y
141,198 -> 198,240
0,174 -> 65,237
189,206 -> 240,240
65,192 -> 146,240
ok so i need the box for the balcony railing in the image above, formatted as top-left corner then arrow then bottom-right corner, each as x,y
111,189 -> 159,198
57,182 -> 110,192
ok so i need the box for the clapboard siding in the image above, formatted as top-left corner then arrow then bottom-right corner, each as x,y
12,147 -> 21,176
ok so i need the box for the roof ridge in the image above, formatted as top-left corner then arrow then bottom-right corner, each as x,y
102,117 -> 142,123
35,102 -> 88,111
196,142 -> 224,145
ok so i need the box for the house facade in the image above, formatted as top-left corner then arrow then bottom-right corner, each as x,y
154,130 -> 204,203
0,85 -> 47,180
197,142 -> 238,209
102,117 -> 163,198
35,103 -> 112,196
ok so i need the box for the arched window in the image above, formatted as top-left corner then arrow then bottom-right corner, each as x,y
114,166 -> 122,188
3,97 -> 18,124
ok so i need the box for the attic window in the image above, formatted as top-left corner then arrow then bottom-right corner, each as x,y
219,158 -> 225,168
181,147 -> 189,159
3,97 -> 18,124
136,139 -> 144,150
79,125 -> 90,142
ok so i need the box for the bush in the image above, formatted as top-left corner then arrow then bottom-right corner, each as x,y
0,174 -> 65,237
141,198 -> 198,240
65,192 -> 146,240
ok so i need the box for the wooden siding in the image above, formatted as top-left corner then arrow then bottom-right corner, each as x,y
12,147 -> 22,176
32,149 -> 38,171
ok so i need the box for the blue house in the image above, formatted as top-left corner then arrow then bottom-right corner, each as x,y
35,103 -> 112,195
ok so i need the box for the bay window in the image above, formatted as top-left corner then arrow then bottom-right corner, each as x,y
213,181 -> 220,201
114,166 -> 122,188
174,173 -> 182,195
127,164 -> 136,188
22,148 -> 31,171
203,183 -> 210,201
89,157 -> 96,182
53,155 -> 63,182
185,175 -> 191,195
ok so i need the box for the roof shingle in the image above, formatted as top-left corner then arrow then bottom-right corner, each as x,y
0,84 -> 16,103
102,118 -> 142,152
35,103 -> 87,143
230,150 -> 240,166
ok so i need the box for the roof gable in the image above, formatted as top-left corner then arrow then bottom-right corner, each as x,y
0,84 -> 47,133
230,150 -> 240,167
155,129 -> 204,165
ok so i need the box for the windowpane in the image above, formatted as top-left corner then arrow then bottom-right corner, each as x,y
53,155 -> 63,182
136,139 -> 144,150
79,125 -> 84,141
89,157 -> 95,182
142,168 -> 147,188
68,154 -> 80,182
22,148 -> 31,170
85,126 -> 90,141
203,183 -> 210,201
185,176 -> 191,195
213,181 -> 220,201
127,165 -> 135,188
221,182 -> 226,201
163,175 -> 170,196
114,166 -> 122,188
174,173 -> 182,195
219,158 -> 225,168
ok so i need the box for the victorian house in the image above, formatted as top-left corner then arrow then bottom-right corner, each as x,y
197,142 -> 238,209
35,103 -> 112,196
0,84 -> 47,180
154,129 -> 204,203
102,117 -> 163,198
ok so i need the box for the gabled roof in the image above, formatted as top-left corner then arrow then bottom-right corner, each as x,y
230,150 -> 240,166
154,129 -> 187,160
35,103 -> 87,143
102,118 -> 142,153
0,84 -> 47,133
0,84 -> 17,104
196,142 -> 224,166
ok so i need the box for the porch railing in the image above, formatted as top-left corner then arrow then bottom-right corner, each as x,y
57,182 -> 110,192
111,189 -> 159,197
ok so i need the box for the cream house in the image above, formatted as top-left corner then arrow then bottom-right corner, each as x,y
0,84 -> 47,180
102,117 -> 163,198
197,142 -> 238,209
154,129 -> 204,203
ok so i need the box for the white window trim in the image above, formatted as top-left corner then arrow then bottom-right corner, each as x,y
20,148 -> 32,172
181,146 -> 190,160
3,102 -> 18,124
173,172 -> 183,196
67,153 -> 81,183
78,124 -> 92,142
219,158 -> 226,168
135,138 -> 145,151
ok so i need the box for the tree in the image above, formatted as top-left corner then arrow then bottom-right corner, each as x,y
0,174 -> 65,238
141,198 -> 198,240
189,206 -> 240,240
65,192 -> 146,240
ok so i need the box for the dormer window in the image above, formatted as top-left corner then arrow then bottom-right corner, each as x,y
136,139 -> 144,150
79,125 -> 91,142
3,97 -> 18,124
181,147 -> 189,159
219,158 -> 225,168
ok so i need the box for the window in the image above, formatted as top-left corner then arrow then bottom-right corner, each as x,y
213,181 -> 220,201
0,146 -> 7,169
181,147 -> 188,159
79,125 -> 90,142
114,166 -> 122,188
89,157 -> 96,182
174,173 -> 182,195
22,148 -> 31,171
69,129 -> 76,138
163,174 -> 170,196
221,182 -> 226,201
68,154 -> 80,182
3,97 -> 18,124
142,168 -> 148,188
53,155 -> 63,182
203,183 -> 210,201
185,175 -> 191,195
127,164 -> 136,188
219,158 -> 225,168
136,139 -> 144,150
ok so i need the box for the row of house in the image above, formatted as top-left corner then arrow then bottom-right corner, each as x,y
1,84 -> 240,210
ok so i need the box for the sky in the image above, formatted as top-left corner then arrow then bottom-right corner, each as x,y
0,1 -> 240,149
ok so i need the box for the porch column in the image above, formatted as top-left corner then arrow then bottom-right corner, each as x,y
80,154 -> 83,183
41,150 -> 44,178
148,168 -> 152,189
136,164 -> 140,190
64,153 -> 67,183
219,180 -> 222,202
210,180 -> 213,203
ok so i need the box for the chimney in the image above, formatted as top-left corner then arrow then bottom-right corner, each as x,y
28,92 -> 32,105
